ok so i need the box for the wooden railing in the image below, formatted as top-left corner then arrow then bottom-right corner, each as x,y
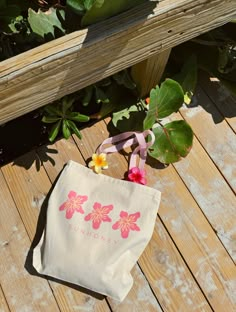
0,0 -> 235,124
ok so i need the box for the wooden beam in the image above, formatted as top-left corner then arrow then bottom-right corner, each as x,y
0,0 -> 235,124
131,49 -> 171,97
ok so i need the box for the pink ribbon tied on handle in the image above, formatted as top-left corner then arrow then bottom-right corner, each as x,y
97,130 -> 155,185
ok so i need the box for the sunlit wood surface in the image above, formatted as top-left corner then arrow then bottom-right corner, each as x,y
0,73 -> 235,311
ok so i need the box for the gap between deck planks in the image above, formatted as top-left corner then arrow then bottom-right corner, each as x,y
180,85 -> 236,194
0,284 -> 10,312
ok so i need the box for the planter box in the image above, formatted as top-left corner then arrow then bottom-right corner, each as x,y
0,0 -> 235,125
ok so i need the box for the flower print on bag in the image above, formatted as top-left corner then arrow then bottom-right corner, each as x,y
84,202 -> 113,229
112,211 -> 141,239
59,191 -> 88,219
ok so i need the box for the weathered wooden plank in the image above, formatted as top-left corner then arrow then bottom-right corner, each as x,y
174,134 -> 236,262
38,136 -> 162,311
148,162 -> 236,311
0,170 -> 60,312
199,71 -> 236,132
139,218 -> 212,312
0,285 -> 10,312
0,0 -> 235,124
166,106 -> 236,261
131,49 -> 171,97
180,86 -> 236,192
74,120 -> 214,311
109,265 -> 163,312
1,156 -> 110,312
37,137 -> 85,183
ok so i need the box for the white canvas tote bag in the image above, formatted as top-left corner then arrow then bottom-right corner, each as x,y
33,131 -> 161,301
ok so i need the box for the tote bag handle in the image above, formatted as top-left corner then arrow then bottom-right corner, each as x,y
97,130 -> 155,171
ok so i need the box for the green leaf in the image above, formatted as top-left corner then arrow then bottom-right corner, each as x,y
67,0 -> 85,14
67,120 -> 82,139
42,116 -> 61,123
98,101 -> 118,119
96,77 -> 111,87
173,54 -> 198,105
28,8 -> 65,38
81,0 -> 146,26
94,83 -> 134,119
62,96 -> 74,114
148,120 -> 193,164
95,86 -> 109,104
112,103 -> 145,132
49,120 -> 62,142
68,112 -> 90,122
62,120 -> 71,139
113,70 -> 136,90
156,79 -> 184,119
43,104 -> 61,116
82,85 -> 93,106
84,0 -> 96,10
143,86 -> 159,130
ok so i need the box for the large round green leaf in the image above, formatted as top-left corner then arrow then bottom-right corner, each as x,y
143,79 -> 184,130
156,79 -> 184,119
148,120 -> 193,164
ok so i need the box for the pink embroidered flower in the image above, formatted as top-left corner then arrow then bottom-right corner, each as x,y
112,211 -> 141,239
84,202 -> 113,229
59,191 -> 88,219
128,167 -> 147,185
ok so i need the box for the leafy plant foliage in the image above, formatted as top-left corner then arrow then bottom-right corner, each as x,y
28,8 -> 65,38
171,22 -> 236,97
0,0 -> 148,61
42,69 -> 137,141
111,78 -> 193,164
42,96 -> 90,142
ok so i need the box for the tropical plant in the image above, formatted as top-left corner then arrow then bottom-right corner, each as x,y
42,96 -> 90,142
170,21 -> 236,98
0,0 -> 148,61
112,79 -> 193,164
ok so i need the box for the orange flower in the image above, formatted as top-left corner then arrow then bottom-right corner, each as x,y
145,97 -> 150,105
88,153 -> 108,173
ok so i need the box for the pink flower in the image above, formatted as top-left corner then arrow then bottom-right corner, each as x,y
112,211 -> 141,239
59,191 -> 88,219
84,202 -> 113,229
128,167 -> 147,185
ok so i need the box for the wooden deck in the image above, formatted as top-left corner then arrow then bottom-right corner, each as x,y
0,72 -> 235,311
